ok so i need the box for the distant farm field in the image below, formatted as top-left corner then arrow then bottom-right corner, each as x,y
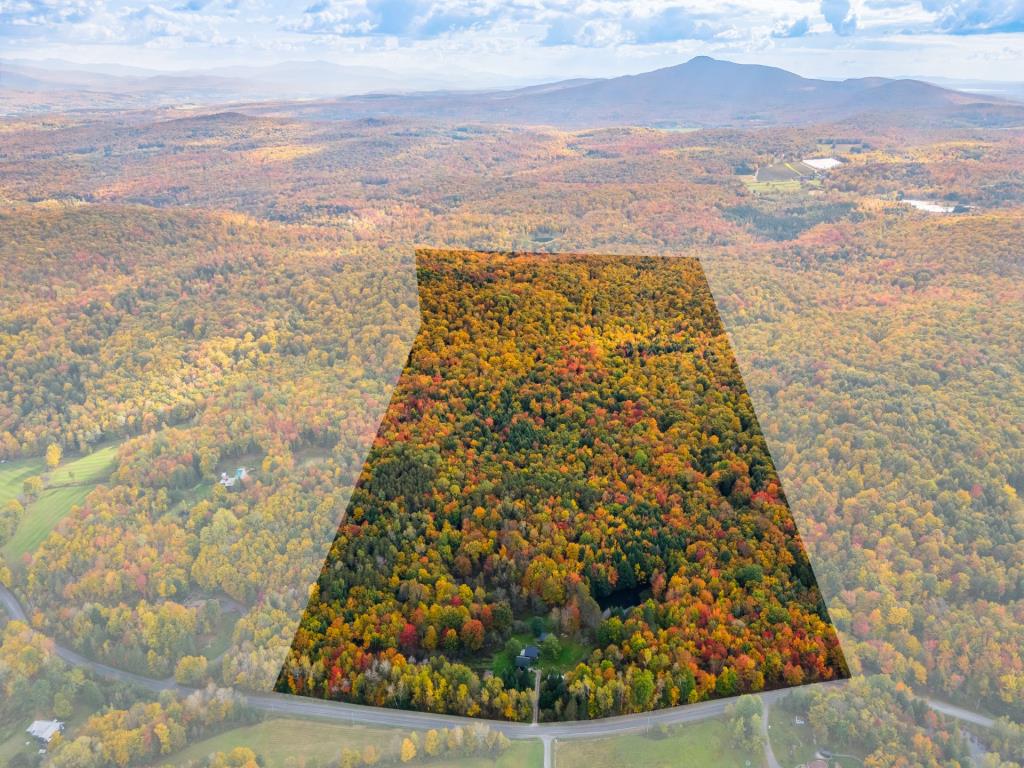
741,175 -> 804,193
755,160 -> 817,182
554,720 -> 758,768
168,719 -> 404,767
167,718 -> 542,768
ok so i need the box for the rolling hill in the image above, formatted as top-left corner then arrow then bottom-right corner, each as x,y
263,55 -> 1024,128
4,55 -> 1022,128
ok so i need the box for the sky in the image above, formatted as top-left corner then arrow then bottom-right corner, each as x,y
2,0 -> 1023,85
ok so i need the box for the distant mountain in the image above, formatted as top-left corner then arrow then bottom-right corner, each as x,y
0,58 -> 470,116
4,55 -> 1022,127
263,56 -> 1024,128
0,58 -> 525,110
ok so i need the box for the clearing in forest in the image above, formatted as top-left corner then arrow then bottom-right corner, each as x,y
1,442 -> 120,562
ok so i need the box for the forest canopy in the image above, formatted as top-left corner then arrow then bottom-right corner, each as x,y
278,250 -> 847,721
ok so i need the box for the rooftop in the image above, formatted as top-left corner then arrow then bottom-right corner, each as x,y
27,720 -> 63,742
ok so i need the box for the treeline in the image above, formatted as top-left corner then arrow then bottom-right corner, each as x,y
47,686 -> 255,768
782,676 -> 977,767
4,204 -> 419,688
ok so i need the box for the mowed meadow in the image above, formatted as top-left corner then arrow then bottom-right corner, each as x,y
1,444 -> 119,564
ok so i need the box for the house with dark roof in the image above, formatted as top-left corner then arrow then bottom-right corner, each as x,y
515,645 -> 540,668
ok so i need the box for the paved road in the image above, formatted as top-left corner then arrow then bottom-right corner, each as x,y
924,698 -> 995,729
0,583 -> 26,622
0,583 -> 1003,747
244,685 -> 787,741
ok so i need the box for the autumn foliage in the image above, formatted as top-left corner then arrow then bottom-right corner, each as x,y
278,250 -> 846,720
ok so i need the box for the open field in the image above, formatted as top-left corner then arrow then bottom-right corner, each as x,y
554,719 -> 758,768
741,175 -> 804,193
168,719 -> 405,766
0,456 -> 44,507
817,142 -> 864,154
755,160 -> 817,182
1,443 -> 119,562
46,443 -> 119,486
3,484 -> 93,561
0,720 -> 31,767
167,718 -> 542,768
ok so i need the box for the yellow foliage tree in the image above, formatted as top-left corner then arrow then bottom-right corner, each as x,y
45,442 -> 62,470
400,736 -> 417,763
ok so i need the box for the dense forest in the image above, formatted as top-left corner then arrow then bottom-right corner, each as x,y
277,250 -> 845,720
0,106 -> 1020,761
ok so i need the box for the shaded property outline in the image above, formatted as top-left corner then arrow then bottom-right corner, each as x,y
277,249 -> 848,721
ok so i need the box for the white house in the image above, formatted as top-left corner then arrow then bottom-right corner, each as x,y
27,719 -> 64,744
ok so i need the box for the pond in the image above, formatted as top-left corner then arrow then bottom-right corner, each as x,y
594,582 -> 651,612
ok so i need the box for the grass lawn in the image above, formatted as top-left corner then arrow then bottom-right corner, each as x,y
766,703 -> 865,768
200,610 -> 239,661
3,484 -> 94,561
168,719 -> 404,766
0,455 -> 45,506
46,443 -> 119,486
168,478 -> 215,519
490,633 -> 590,678
415,740 -> 541,768
436,739 -> 541,768
541,638 -> 589,673
554,719 -> 759,768
768,704 -> 818,766
740,176 -> 802,193
0,720 -> 34,767
1,443 -> 119,563
817,143 -> 860,154
167,718 -> 542,768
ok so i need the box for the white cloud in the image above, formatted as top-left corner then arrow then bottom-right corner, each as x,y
772,15 -> 810,38
821,0 -> 857,35
1,0 -> 1023,83
921,0 -> 1024,34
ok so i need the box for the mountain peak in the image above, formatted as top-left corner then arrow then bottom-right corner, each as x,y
307,56 -> 1010,128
